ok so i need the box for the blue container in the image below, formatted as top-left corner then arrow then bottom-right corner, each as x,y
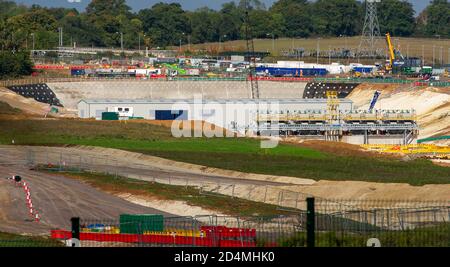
256,67 -> 328,77
155,110 -> 188,120
71,69 -> 86,76
353,67 -> 373,73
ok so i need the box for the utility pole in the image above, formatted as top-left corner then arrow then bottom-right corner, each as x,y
121,32 -> 124,53
188,35 -> 191,52
406,44 -> 409,59
432,45 -> 435,67
316,38 -> 320,64
266,33 -> 275,55
31,33 -> 35,50
58,27 -> 63,47
422,45 -> 425,65
272,33 -> 275,54
329,45 -> 331,64
359,0 -> 381,58
244,0 -> 259,100
116,32 -> 123,53
448,48 -> 450,65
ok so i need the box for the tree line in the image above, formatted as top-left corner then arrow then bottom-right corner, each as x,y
0,0 -> 449,51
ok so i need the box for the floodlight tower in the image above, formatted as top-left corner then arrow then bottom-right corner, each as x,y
358,0 -> 381,58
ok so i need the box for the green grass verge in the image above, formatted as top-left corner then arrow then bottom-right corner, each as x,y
40,169 -> 295,217
280,223 -> 450,247
0,232 -> 64,247
2,119 -> 450,186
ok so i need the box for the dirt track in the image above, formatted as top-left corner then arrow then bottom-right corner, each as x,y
0,164 -> 172,235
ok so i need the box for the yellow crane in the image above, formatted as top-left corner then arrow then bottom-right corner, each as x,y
385,33 -> 395,72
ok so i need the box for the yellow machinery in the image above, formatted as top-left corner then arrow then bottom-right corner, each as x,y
385,33 -> 395,72
257,111 -> 327,123
362,144 -> 450,155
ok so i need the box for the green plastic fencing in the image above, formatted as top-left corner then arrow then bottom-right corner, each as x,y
314,78 -> 450,87
418,136 -> 450,144
314,77 -> 411,84
171,77 -> 247,82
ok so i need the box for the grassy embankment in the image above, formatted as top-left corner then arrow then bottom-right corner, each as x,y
0,101 -> 21,115
0,232 -> 63,247
1,119 -> 449,186
40,169 -> 294,217
280,223 -> 450,247
188,36 -> 450,63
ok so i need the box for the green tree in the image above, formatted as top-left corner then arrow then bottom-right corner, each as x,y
0,51 -> 33,79
139,3 -> 190,47
217,2 -> 243,41
188,8 -> 221,44
270,0 -> 313,37
59,12 -> 103,47
0,0 -> 27,20
378,0 -> 416,36
312,0 -> 363,36
416,0 -> 450,37
86,0 -> 131,17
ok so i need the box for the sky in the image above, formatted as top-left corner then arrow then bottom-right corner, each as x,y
14,0 -> 430,14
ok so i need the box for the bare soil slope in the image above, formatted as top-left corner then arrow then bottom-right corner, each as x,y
0,87 -> 75,118
348,84 -> 450,143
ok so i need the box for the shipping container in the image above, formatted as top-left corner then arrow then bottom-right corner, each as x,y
71,69 -> 86,76
155,110 -> 188,120
101,112 -> 119,121
119,214 -> 164,234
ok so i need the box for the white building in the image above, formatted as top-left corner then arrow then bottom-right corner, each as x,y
78,98 -> 354,134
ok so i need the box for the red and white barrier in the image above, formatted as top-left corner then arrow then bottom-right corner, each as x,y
10,178 -> 41,223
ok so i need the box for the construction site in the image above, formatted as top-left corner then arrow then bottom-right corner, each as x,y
0,0 -> 449,249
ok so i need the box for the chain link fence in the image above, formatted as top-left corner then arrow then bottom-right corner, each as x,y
1,148 -> 445,247
1,200 -> 448,247
24,148 -> 308,211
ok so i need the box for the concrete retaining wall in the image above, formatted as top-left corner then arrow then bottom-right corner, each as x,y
47,81 -> 307,110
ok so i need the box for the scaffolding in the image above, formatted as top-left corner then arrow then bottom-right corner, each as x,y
325,91 -> 341,141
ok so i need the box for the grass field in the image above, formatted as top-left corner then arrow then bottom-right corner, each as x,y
189,36 -> 450,65
41,169 -> 294,217
1,119 -> 449,186
280,223 -> 450,247
0,232 -> 63,247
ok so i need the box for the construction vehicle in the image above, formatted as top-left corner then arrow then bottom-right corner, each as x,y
385,33 -> 405,74
162,63 -> 187,76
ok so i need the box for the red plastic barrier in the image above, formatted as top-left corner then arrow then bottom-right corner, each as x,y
70,65 -> 91,70
51,230 -> 72,239
150,74 -> 167,79
50,230 -> 255,247
34,65 -> 65,70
